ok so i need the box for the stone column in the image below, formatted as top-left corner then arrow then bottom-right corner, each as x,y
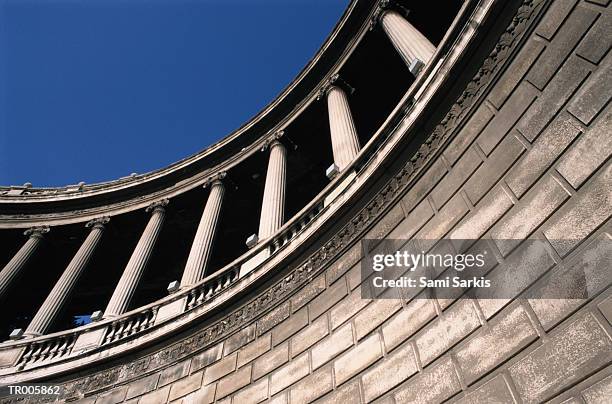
104,200 -> 168,317
0,226 -> 49,299
180,174 -> 225,287
24,217 -> 109,337
379,8 -> 435,70
258,133 -> 287,239
321,76 -> 360,171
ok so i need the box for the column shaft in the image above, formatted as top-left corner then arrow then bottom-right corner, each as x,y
327,86 -> 360,171
180,181 -> 224,287
0,229 -> 46,299
258,141 -> 287,239
25,220 -> 106,336
380,10 -> 435,68
104,205 -> 165,317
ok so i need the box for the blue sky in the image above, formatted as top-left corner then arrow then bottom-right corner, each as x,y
0,0 -> 349,187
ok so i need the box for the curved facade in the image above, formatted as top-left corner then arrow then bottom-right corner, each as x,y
0,0 -> 611,403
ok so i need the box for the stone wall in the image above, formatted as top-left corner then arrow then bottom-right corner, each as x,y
12,0 -> 612,403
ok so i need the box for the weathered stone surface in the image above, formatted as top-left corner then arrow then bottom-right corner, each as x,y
444,104 -> 494,164
527,5 -> 599,89
388,197 -> 434,240
568,51 -> 612,124
354,297 -> 401,340
168,371 -> 203,402
507,112 -> 581,197
599,295 -> 612,325
182,383 -> 215,404
289,367 -> 333,403
535,0 -> 579,39
330,286 -> 371,330
232,378 -> 268,404
334,333 -> 383,386
325,243 -> 361,286
576,7 -> 612,64
556,109 -> 612,188
159,359 -> 191,387
95,386 -> 128,404
582,374 -> 612,404
216,364 -> 251,399
492,175 -> 570,256
477,82 -> 538,155
224,324 -> 256,355
394,356 -> 461,403
431,147 -> 481,209
382,296 -> 437,350
191,343 -> 223,372
509,312 -> 612,403
365,203 -> 404,241
257,303 -> 290,336
362,342 -> 418,402
271,307 -> 308,346
202,352 -> 237,385
253,342 -> 289,380
237,334 -> 271,368
464,134 -> 524,203
270,352 -> 309,395
138,385 -> 170,404
290,274 -> 325,313
317,380 -> 360,404
453,374 -> 516,404
416,193 -> 469,246
291,314 -> 329,356
416,299 -> 481,366
400,158 -> 447,213
126,374 -> 159,400
309,277 -> 348,320
545,162 -> 612,256
311,322 -> 354,370
455,304 -> 538,385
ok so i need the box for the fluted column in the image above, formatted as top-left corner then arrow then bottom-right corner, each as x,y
0,226 -> 49,300
104,200 -> 168,317
180,174 -> 225,287
258,133 -> 287,239
25,217 -> 109,337
379,9 -> 435,69
321,76 -> 360,171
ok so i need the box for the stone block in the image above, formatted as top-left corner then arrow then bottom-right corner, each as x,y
400,158 -> 447,214
582,374 -> 612,404
289,367 -> 333,403
416,299 -> 481,366
138,385 -> 170,404
181,383 -> 215,404
568,51 -> 612,124
518,56 -> 591,141
334,333 -> 383,386
444,104 -> 494,164
216,364 -> 251,399
488,38 -> 546,109
394,356 -> 461,404
346,262 -> 362,290
598,295 -> 612,325
311,322 -> 354,370
509,312 -> 612,403
159,359 -> 191,387
527,6 -> 598,89
95,385 -> 127,404
191,343 -> 223,372
202,352 -> 237,385
253,342 -> 289,380
492,175 -> 570,256
388,198 -> 434,240
507,112 -> 581,197
545,162 -> 612,256
453,375 -> 516,404
576,7 -> 612,64
233,378 -> 268,404
271,307 -> 308,346
431,147 -> 481,209
477,82 -> 538,155
291,274 -> 325,313
364,203 -> 404,241
126,374 -> 159,400
535,0 -> 579,39
257,303 -> 290,336
354,297 -> 401,340
330,286 -> 371,330
224,324 -> 256,355
308,277 -> 348,320
291,314 -> 329,356
557,108 -> 612,188
168,371 -> 203,402
455,304 -> 538,385
464,134 -> 524,204
270,352 -> 309,395
237,334 -> 271,368
382,296 -> 437,351
318,380 -> 360,404
362,342 -> 418,402
416,193 -> 469,248
325,243 -> 361,286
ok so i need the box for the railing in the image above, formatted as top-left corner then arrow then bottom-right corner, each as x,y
270,201 -> 325,254
16,332 -> 78,369
103,307 -> 158,346
186,266 -> 239,310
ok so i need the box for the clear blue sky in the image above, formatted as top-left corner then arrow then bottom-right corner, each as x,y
0,0 -> 349,187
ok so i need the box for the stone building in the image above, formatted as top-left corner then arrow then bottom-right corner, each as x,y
0,0 -> 610,402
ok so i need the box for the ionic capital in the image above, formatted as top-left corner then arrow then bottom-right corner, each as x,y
261,130 -> 285,151
369,0 -> 409,30
146,199 -> 169,213
317,74 -> 354,100
85,216 -> 110,229
203,171 -> 227,188
24,226 -> 50,239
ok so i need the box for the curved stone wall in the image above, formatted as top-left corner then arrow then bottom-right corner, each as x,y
0,0 -> 611,402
